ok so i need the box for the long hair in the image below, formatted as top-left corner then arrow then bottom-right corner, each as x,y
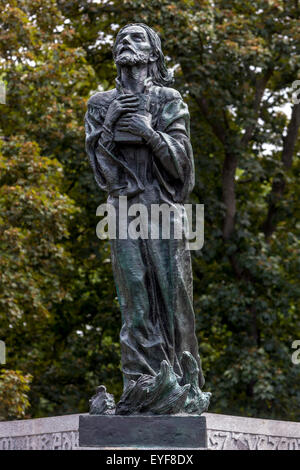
113,23 -> 174,87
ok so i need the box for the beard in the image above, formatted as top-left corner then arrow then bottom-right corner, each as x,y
115,50 -> 149,65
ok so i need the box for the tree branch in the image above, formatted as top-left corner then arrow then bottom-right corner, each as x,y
241,67 -> 273,147
262,103 -> 300,239
222,151 -> 238,240
282,102 -> 300,169
190,92 -> 227,146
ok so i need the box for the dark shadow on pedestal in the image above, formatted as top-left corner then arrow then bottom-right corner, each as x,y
79,415 -> 207,449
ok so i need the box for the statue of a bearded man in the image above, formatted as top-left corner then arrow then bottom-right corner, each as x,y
85,23 -> 211,415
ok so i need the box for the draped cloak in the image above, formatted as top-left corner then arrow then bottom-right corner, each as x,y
85,84 -> 205,390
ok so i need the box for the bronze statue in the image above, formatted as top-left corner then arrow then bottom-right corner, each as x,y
85,23 -> 211,415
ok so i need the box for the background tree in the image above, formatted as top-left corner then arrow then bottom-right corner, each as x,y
0,0 -> 121,418
0,369 -> 32,420
1,0 -> 299,420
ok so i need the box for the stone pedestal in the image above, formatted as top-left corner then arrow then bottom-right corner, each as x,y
79,415 -> 207,449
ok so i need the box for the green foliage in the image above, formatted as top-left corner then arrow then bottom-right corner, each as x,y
0,369 -> 32,420
0,0 -> 299,420
0,0 -> 121,417
0,137 -> 77,322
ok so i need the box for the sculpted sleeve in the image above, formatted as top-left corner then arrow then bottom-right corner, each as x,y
146,90 -> 195,203
85,96 -> 114,192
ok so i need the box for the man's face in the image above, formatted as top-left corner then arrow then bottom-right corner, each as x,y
114,26 -> 154,66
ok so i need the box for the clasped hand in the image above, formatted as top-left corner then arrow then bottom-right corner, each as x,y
104,94 -> 153,139
117,113 -> 153,140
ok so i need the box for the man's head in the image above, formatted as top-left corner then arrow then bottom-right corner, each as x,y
114,24 -> 154,66
113,23 -> 173,86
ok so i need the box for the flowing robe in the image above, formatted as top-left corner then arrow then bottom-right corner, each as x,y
85,84 -> 205,390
